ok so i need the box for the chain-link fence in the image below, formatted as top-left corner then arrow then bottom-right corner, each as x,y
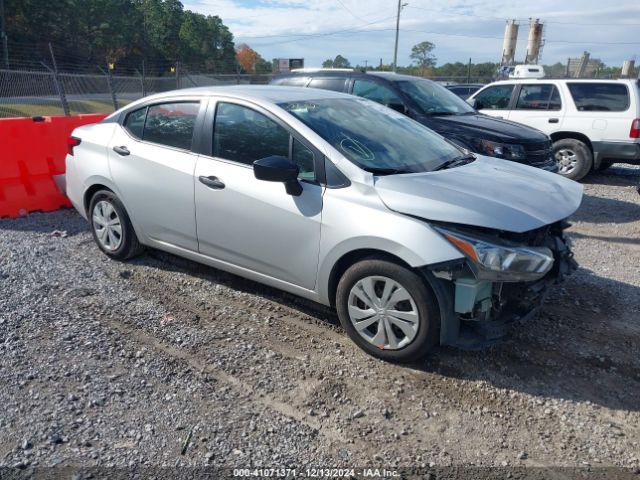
0,69 -> 273,118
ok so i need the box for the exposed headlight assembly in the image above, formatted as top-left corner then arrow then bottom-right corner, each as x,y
473,139 -> 526,161
436,227 -> 554,281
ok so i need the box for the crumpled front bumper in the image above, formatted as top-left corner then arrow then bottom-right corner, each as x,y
432,232 -> 577,350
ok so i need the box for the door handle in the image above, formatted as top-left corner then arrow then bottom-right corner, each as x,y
548,118 -> 559,124
113,145 -> 130,156
199,175 -> 225,190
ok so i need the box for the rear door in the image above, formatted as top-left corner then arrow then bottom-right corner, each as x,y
108,99 -> 204,251
508,83 -> 565,134
471,83 -> 515,119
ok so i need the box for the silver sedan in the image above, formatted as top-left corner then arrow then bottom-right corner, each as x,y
64,86 -> 582,362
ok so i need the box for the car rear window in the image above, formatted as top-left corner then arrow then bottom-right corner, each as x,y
567,83 -> 629,112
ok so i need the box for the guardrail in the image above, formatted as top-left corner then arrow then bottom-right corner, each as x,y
0,114 -> 107,218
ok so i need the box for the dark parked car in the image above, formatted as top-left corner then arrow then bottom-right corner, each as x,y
271,70 -> 558,172
446,83 -> 484,100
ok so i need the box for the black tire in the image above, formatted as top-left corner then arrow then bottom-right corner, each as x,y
553,138 -> 593,181
88,190 -> 144,260
335,257 -> 440,363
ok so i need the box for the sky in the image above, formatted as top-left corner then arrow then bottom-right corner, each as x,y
183,0 -> 640,68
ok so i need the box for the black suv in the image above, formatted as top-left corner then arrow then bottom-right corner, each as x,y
271,71 -> 558,172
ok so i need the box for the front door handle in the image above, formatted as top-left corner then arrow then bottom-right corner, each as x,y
199,175 -> 225,190
548,118 -> 559,124
113,145 -> 130,156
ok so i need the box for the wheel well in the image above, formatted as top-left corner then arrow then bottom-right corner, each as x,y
327,249 -> 413,307
549,131 -> 593,153
83,184 -> 112,215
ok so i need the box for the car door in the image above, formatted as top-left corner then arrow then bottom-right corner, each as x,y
471,83 -> 515,119
108,100 -> 204,251
508,83 -> 564,134
194,99 -> 323,290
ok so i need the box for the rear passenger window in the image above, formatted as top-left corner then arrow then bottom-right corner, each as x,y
474,85 -> 514,110
567,83 -> 629,111
124,107 -> 146,139
516,84 -> 561,110
308,78 -> 346,92
143,102 -> 200,150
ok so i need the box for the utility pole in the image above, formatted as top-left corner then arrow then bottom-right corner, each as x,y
392,0 -> 406,73
0,0 -> 9,69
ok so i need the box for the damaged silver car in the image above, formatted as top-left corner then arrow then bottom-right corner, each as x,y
65,86 -> 582,362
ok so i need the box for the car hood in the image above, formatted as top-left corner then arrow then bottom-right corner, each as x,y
416,113 -> 548,144
374,156 -> 583,233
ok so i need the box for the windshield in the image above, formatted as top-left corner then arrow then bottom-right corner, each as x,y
279,98 -> 463,173
395,79 -> 476,115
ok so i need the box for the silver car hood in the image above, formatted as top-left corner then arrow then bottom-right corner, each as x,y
374,156 -> 583,233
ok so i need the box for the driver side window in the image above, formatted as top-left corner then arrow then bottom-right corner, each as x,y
474,85 -> 514,110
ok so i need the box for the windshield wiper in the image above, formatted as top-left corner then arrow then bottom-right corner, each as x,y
362,167 -> 412,176
434,155 -> 476,171
425,111 -> 458,116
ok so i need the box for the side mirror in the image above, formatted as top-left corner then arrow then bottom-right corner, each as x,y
467,97 -> 477,109
253,155 -> 302,196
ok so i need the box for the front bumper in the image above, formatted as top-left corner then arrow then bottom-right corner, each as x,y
430,230 -> 577,350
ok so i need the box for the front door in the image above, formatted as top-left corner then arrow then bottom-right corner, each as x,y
108,101 -> 203,251
194,100 -> 323,290
472,83 -> 515,119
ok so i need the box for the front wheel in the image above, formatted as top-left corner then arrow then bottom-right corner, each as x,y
335,258 -> 440,363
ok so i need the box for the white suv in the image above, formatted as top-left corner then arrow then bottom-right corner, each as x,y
468,79 -> 640,180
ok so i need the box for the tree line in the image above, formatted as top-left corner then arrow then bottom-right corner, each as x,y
5,0 -> 238,74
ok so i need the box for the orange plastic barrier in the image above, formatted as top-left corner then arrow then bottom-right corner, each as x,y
0,114 -> 107,218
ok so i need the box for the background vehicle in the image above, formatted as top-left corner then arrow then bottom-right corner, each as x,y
271,70 -> 558,172
65,86 -> 581,362
509,65 -> 545,79
446,83 -> 484,100
468,79 -> 640,180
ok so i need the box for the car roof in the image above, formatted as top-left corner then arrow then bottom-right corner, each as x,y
489,78 -> 638,85
133,85 -> 350,104
274,70 -> 433,83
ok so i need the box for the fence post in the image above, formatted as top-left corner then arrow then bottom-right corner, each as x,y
175,61 -> 181,89
44,43 -> 70,116
99,65 -> 119,111
141,59 -> 147,97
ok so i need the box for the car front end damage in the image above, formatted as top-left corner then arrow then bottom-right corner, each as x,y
424,220 -> 577,349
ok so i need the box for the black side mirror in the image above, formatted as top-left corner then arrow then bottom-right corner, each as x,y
253,155 -> 302,196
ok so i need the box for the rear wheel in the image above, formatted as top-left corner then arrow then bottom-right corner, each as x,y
89,190 -> 144,260
335,258 -> 439,363
553,138 -> 593,181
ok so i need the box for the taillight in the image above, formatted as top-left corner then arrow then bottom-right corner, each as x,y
631,118 -> 640,139
67,136 -> 81,155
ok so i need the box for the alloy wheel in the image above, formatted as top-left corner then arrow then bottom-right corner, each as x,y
347,276 -> 420,350
92,200 -> 123,251
556,148 -> 578,175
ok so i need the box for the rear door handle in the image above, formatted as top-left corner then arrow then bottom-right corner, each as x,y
548,118 -> 559,124
113,145 -> 130,156
199,175 -> 225,190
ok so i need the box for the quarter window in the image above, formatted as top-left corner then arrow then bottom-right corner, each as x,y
515,84 -> 562,110
124,107 -> 146,139
292,138 -> 315,180
352,79 -> 404,108
567,83 -> 630,111
213,102 -> 290,166
143,102 -> 200,150
474,85 -> 514,110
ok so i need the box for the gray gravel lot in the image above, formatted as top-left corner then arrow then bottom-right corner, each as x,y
1,165 -> 639,476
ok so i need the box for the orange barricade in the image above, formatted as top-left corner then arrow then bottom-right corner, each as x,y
0,114 -> 107,218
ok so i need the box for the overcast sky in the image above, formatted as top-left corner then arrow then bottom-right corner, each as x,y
183,0 -> 640,67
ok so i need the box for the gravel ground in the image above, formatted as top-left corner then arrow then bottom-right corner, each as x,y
1,165 -> 639,477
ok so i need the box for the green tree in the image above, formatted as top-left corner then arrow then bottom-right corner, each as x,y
332,54 -> 350,68
322,58 -> 334,68
410,41 -> 436,75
